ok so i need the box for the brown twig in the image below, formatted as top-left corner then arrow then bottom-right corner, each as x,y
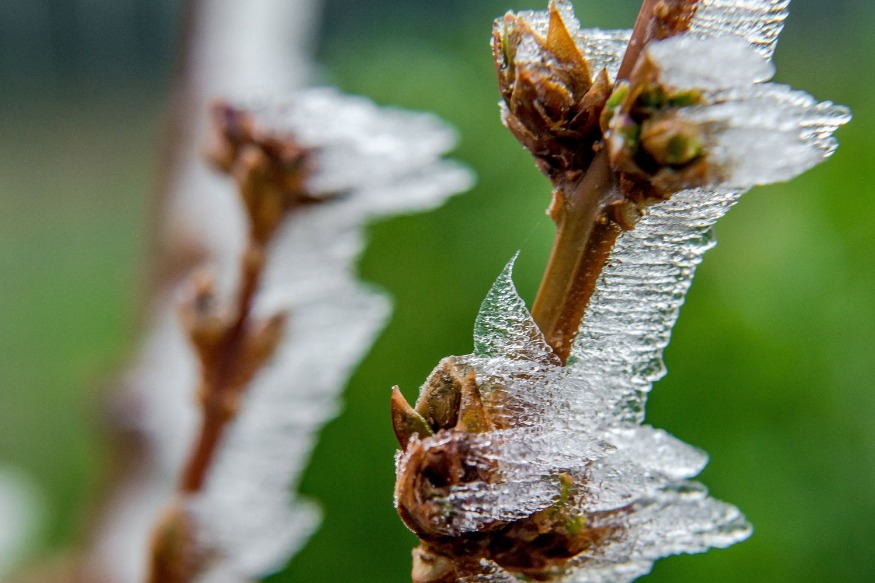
530,0 -> 700,363
530,152 -> 620,361
175,102 -> 317,495
178,244 -> 266,492
147,103 -> 317,581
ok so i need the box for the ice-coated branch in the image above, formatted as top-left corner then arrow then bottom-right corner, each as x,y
500,0 -> 813,362
80,2 -> 324,582
392,1 -> 849,581
146,90 -> 471,583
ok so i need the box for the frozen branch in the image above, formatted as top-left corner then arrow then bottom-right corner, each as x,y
392,1 -> 849,581
83,1 -> 323,581
164,90 -> 471,581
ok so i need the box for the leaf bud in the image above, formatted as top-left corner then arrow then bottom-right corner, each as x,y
640,115 -> 703,167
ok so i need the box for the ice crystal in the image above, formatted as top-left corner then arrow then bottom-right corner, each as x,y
190,88 -> 472,579
647,35 -> 776,89
572,187 -> 741,426
687,0 -> 790,60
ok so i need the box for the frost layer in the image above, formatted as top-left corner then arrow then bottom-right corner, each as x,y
190,88 -> 473,580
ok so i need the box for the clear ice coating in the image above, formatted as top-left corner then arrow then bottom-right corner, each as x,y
571,186 -> 742,426
580,28 -> 632,81
473,253 -> 560,365
190,88 -> 473,579
687,0 -> 790,61
647,36 -> 776,90
397,1 -> 849,581
644,35 -> 852,189
683,83 -> 852,186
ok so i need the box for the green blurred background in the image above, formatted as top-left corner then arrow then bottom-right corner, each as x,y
1,0 -> 872,581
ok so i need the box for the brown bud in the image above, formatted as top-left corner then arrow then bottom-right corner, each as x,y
395,430 -> 498,538
493,3 -> 611,181
640,115 -> 703,167
208,100 -> 317,246
455,370 -> 490,433
414,357 -> 465,431
180,272 -> 231,364
397,442 -> 619,580
233,311 -> 287,391
392,386 -> 434,449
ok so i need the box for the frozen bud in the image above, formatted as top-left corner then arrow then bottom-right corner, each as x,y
397,422 -> 617,580
493,0 -> 612,180
394,360 -> 499,538
414,357 -> 465,432
393,353 -> 615,580
209,101 -> 317,246
606,33 -> 850,201
640,116 -> 704,167
493,1 -> 591,110
395,430 -> 498,538
603,68 -> 713,202
392,359 -> 495,453
392,387 -> 434,449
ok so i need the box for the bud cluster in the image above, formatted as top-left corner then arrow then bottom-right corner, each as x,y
392,358 -> 616,582
600,57 -> 709,206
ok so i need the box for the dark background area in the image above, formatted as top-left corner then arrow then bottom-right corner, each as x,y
0,0 -> 872,581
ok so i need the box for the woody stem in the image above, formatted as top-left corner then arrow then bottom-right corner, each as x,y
531,0 -> 700,363
531,152 -> 619,363
179,244 -> 263,493
618,0 -> 667,81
